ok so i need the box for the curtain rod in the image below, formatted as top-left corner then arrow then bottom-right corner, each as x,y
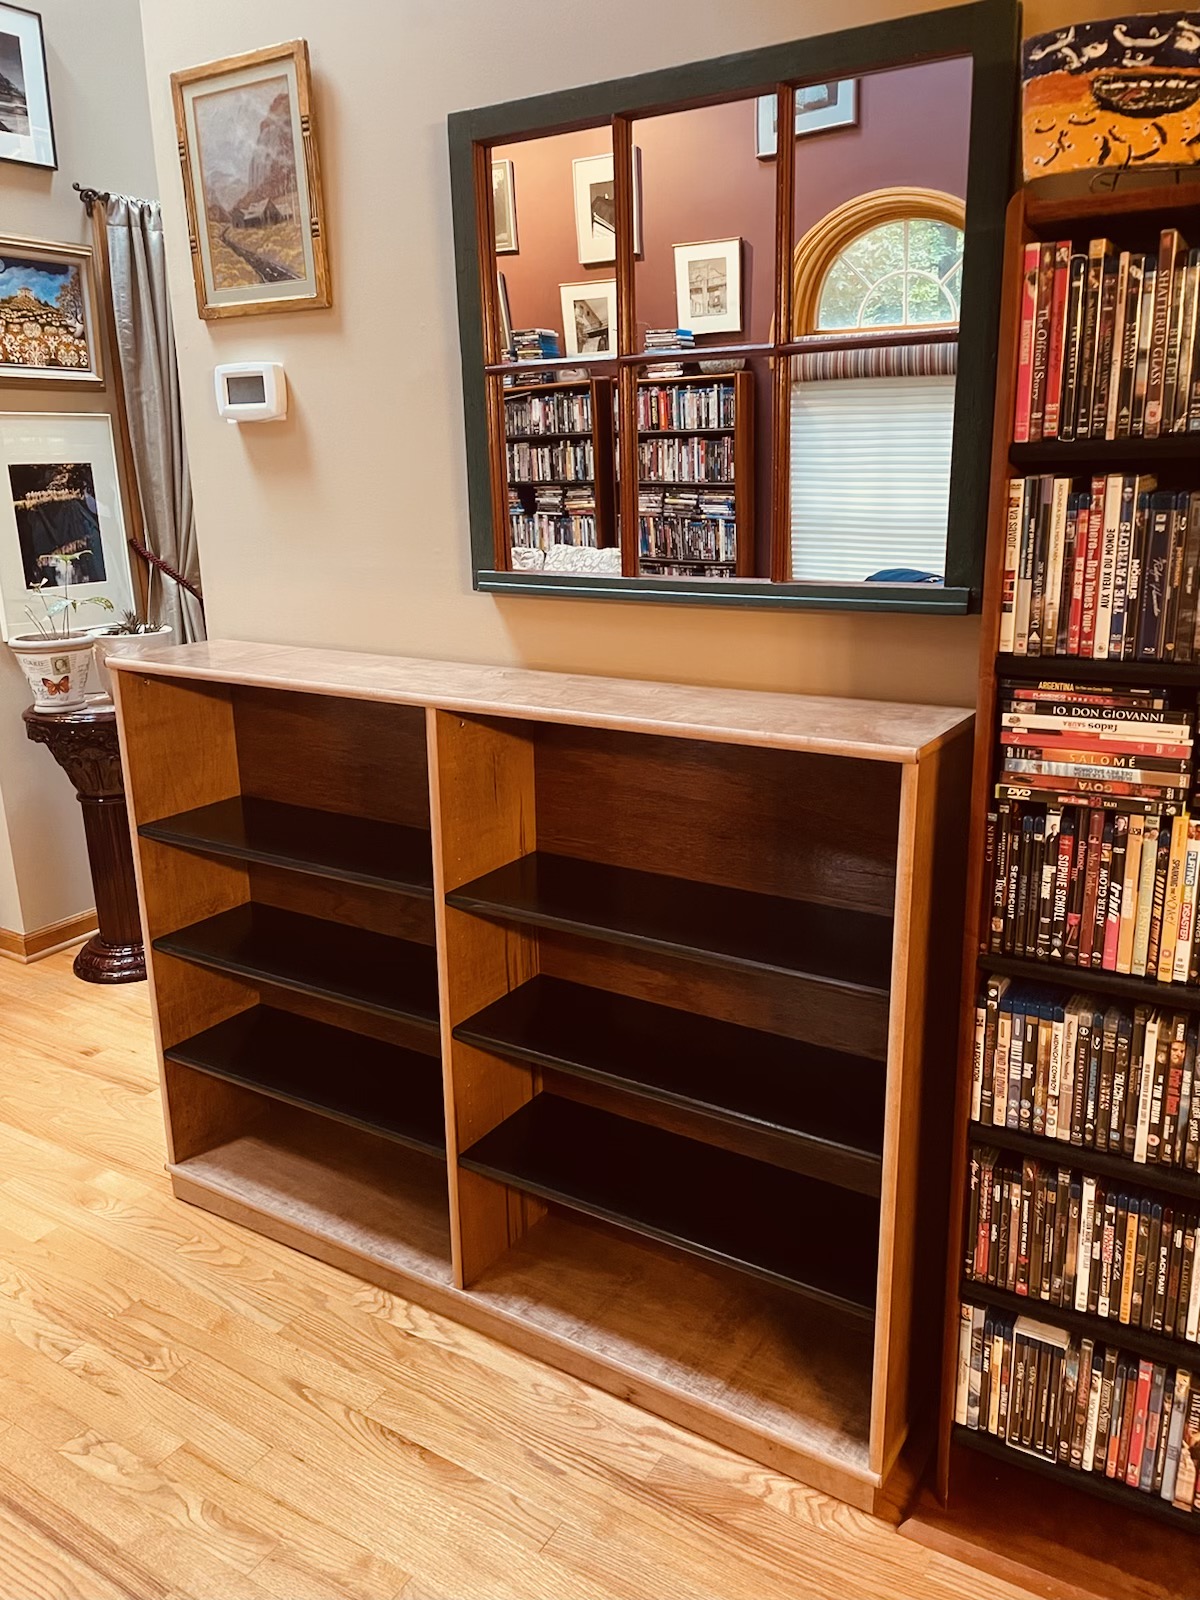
73,182 -> 111,214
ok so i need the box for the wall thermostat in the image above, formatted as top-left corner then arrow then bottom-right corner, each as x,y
214,361 -> 287,423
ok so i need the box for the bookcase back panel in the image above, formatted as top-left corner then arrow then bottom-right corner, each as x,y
538,930 -> 891,1060
116,672 -> 241,828
251,986 -> 443,1058
530,725 -> 901,912
247,862 -> 436,946
151,954 -> 259,1057
232,687 -> 431,830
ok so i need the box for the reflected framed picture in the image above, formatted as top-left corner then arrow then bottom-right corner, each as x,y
0,412 -> 133,640
0,4 -> 54,169
492,158 -> 517,253
171,39 -> 330,319
756,80 -> 858,157
0,237 -> 102,386
673,238 -> 741,337
572,150 -> 641,265
497,269 -> 512,354
559,279 -> 616,357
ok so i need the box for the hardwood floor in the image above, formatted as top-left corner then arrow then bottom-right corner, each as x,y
0,950 -> 1035,1600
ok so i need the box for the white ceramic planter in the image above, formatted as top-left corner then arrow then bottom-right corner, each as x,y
8,631 -> 95,711
91,625 -> 173,694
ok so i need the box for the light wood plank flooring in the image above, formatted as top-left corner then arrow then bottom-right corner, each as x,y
0,950 -> 1034,1600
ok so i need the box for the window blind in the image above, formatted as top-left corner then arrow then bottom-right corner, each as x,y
789,374 -> 956,584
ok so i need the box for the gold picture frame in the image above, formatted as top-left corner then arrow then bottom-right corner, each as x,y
0,235 -> 102,387
171,39 -> 330,320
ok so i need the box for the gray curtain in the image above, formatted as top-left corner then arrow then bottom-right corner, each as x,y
103,195 -> 205,642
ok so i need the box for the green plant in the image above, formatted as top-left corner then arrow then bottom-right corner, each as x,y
22,555 -> 114,638
103,608 -> 163,636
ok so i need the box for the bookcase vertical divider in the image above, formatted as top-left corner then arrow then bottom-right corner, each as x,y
426,707 -> 544,1286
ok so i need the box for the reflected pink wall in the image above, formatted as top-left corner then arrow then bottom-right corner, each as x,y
492,56 -> 973,347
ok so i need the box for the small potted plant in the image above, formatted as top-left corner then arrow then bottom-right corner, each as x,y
91,609 -> 173,693
7,560 -> 114,712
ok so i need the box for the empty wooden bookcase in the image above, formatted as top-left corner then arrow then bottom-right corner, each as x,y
112,640 -> 971,1514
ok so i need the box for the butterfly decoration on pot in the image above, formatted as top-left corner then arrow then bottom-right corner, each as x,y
41,676 -> 71,696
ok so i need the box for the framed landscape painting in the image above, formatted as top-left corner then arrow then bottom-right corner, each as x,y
0,4 -> 54,170
0,238 -> 102,385
171,39 -> 330,319
492,158 -> 517,254
0,413 -> 133,640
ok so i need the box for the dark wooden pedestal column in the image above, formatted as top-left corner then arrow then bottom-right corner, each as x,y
23,703 -> 146,984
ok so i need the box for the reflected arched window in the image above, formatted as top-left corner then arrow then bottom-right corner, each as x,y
789,189 -> 965,586
816,216 -> 964,331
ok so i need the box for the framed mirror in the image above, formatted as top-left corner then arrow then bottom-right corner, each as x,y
449,0 -> 1018,613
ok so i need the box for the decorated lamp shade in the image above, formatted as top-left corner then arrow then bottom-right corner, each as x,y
1023,12 -> 1200,178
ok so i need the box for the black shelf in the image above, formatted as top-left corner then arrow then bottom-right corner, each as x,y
139,797 -> 433,898
638,427 -> 735,436
968,1120 -> 1200,1205
979,952 -> 1200,1013
453,976 -> 885,1196
1010,436 -> 1200,468
154,904 -> 440,1033
446,852 -> 893,993
996,654 -> 1200,688
961,1280 -> 1199,1376
504,432 -> 592,441
460,1093 -> 879,1318
165,1005 -> 446,1156
509,478 -> 595,485
638,478 -> 735,488
954,1427 -> 1200,1535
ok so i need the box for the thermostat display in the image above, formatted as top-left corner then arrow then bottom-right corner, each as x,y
214,361 -> 287,422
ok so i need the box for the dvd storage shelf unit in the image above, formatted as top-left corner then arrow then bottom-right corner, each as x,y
635,370 -> 754,579
919,181 -> 1200,1598
504,376 -> 616,556
112,639 -> 971,1515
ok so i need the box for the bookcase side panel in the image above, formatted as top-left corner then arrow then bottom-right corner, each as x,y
112,668 -> 259,1168
871,730 -> 972,1485
427,708 -> 544,1287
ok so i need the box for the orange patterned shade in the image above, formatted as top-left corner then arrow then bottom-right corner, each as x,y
1022,13 -> 1200,179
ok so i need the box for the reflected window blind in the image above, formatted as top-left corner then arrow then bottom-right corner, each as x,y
789,374 -> 956,584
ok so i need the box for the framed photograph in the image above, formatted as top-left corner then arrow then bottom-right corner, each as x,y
492,158 -> 517,254
171,40 -> 330,319
673,239 -> 741,337
755,81 -> 858,157
496,270 -> 513,354
0,5 -> 54,170
0,237 -> 102,386
0,412 -> 133,640
559,279 -> 616,357
572,150 -> 641,266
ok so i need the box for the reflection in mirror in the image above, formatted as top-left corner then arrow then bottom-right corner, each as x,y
630,98 -> 769,579
788,56 -> 972,585
487,127 -> 621,575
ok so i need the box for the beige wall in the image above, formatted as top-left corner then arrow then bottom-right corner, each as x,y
0,0 -> 156,935
135,0 -> 1128,719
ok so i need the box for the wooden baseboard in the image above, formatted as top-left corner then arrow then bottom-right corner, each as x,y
0,910 -> 97,963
